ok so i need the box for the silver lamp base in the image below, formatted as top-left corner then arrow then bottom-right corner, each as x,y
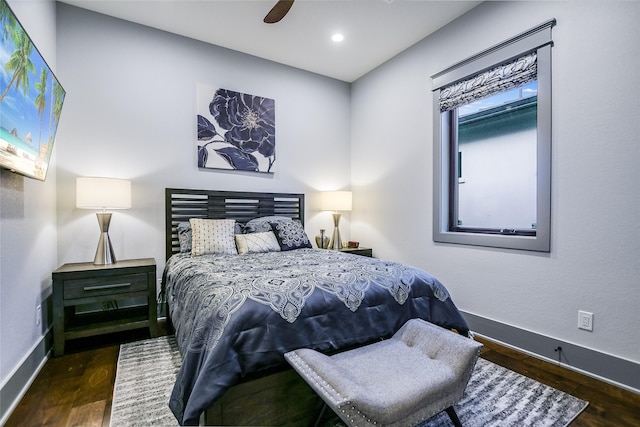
94,212 -> 116,265
328,212 -> 343,250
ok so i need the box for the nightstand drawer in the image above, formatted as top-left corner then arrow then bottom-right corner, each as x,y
338,247 -> 373,257
64,273 -> 149,300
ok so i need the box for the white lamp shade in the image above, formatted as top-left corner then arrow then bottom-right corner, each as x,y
321,191 -> 352,212
76,177 -> 131,209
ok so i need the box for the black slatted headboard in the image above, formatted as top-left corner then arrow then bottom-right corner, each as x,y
165,188 -> 305,260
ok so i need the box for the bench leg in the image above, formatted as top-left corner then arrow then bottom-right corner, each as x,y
313,403 -> 328,427
445,406 -> 462,427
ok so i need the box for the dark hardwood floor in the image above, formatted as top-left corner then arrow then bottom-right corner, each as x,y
477,338 -> 640,427
5,323 -> 639,427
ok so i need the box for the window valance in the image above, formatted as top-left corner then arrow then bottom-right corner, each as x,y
439,52 -> 537,112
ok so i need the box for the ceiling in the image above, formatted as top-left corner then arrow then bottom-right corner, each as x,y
59,0 -> 481,82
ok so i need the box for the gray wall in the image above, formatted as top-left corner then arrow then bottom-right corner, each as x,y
351,1 -> 639,367
0,0 -> 58,416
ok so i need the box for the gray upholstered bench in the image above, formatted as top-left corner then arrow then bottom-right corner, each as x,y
285,318 -> 482,427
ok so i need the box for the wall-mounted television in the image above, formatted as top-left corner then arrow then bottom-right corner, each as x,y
0,0 -> 65,181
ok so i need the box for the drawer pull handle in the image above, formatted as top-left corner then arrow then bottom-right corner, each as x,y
83,283 -> 132,291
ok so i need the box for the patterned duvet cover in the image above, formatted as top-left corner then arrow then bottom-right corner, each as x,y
163,248 -> 469,425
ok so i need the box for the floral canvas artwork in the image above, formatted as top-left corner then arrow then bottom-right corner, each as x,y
197,85 -> 275,173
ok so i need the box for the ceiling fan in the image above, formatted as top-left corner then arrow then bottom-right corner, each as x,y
264,0 -> 295,24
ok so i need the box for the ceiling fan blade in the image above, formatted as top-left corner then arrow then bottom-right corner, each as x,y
264,0 -> 295,24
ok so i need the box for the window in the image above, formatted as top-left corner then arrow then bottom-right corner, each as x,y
432,20 -> 555,252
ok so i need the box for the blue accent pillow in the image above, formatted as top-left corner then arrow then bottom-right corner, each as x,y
245,216 -> 292,233
177,222 -> 192,253
269,220 -> 312,251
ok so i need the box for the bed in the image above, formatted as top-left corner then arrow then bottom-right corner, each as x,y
162,188 -> 470,426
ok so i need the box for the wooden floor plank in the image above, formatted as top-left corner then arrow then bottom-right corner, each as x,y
66,401 -> 106,427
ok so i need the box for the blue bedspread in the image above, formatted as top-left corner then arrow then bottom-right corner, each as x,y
164,248 -> 469,425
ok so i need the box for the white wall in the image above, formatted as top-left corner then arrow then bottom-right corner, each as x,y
0,0 -> 58,389
351,1 -> 639,363
55,4 -> 352,274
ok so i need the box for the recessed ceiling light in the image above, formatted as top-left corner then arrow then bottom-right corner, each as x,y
332,33 -> 344,43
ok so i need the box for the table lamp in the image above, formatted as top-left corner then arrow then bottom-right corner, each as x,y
76,177 -> 131,265
321,191 -> 352,250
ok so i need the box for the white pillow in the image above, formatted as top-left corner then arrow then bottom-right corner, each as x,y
235,231 -> 281,255
190,218 -> 237,256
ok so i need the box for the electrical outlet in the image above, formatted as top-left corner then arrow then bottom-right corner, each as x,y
578,310 -> 593,331
36,305 -> 42,326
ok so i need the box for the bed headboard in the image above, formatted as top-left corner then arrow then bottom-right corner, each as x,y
165,188 -> 305,260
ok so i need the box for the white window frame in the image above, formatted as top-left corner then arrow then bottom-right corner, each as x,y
432,19 -> 555,252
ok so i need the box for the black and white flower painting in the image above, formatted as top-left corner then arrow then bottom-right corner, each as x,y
197,85 -> 275,173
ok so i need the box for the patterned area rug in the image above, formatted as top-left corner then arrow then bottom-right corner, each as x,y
417,358 -> 588,427
110,336 -> 588,427
110,336 -> 181,426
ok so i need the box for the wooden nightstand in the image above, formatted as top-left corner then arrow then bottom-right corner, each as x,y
338,247 -> 373,257
52,258 -> 157,356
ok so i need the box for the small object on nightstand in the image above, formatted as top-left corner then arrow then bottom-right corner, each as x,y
315,229 -> 330,249
52,258 -> 157,357
348,241 -> 359,248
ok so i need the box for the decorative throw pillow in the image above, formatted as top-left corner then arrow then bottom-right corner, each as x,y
245,216 -> 293,233
189,218 -> 237,256
235,231 -> 281,255
234,222 -> 245,234
177,222 -> 192,253
269,220 -> 312,251
178,221 -> 244,254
